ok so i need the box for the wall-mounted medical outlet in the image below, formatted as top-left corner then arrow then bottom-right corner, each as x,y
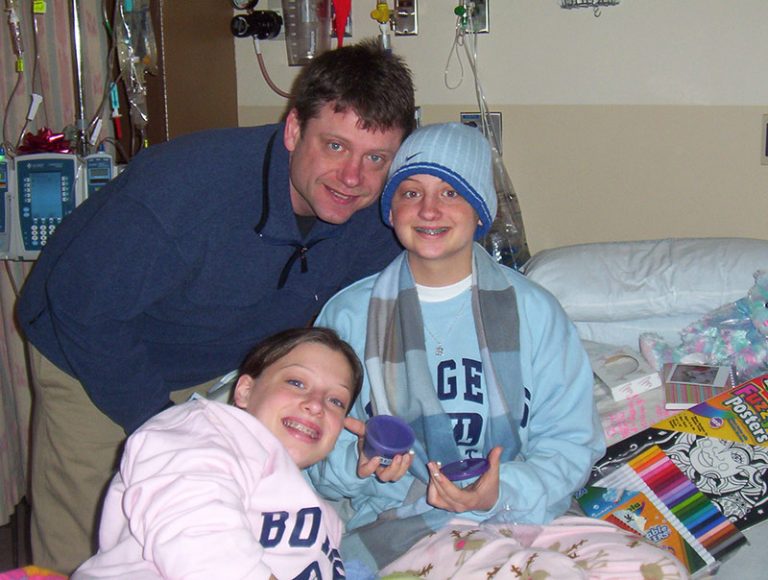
460,111 -> 502,153
231,10 -> 283,39
462,0 -> 490,34
394,0 -> 418,36
762,114 -> 768,166
267,1 -> 352,40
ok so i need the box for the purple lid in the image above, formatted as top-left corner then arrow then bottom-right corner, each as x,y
363,415 -> 415,462
441,458 -> 489,482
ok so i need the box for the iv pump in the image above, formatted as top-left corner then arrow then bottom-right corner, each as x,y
0,150 -> 10,258
0,151 -> 116,261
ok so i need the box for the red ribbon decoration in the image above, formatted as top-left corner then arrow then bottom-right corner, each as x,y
16,128 -> 73,154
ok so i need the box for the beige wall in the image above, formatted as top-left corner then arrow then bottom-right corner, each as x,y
235,1 -> 768,254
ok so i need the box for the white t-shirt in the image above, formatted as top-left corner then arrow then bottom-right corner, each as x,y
418,276 -> 489,460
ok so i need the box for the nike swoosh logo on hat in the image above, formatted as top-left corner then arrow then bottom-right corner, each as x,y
404,152 -> 421,162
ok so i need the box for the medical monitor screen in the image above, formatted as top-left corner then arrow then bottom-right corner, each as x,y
30,171 -> 64,218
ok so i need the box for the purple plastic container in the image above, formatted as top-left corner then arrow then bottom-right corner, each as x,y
441,457 -> 489,482
363,415 -> 415,466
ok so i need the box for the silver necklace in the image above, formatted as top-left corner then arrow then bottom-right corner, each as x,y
423,296 -> 469,356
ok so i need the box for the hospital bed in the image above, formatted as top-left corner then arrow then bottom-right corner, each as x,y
522,237 -> 768,579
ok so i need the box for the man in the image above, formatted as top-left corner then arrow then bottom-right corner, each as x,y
16,38 -> 414,574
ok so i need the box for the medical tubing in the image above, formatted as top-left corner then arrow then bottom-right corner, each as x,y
253,37 -> 291,99
6,0 -> 23,57
31,6 -> 51,127
86,4 -> 121,147
459,20 -> 530,268
2,70 -> 23,154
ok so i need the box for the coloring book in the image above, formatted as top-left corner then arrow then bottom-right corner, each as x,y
577,374 -> 768,571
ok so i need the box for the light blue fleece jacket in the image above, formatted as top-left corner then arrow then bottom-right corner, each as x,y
308,262 -> 606,531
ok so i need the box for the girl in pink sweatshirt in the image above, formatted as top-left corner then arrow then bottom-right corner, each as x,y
73,327 -> 362,579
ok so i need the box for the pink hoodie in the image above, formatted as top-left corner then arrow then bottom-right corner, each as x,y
73,399 -> 344,579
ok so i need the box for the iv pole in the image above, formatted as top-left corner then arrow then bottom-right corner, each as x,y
69,0 -> 88,156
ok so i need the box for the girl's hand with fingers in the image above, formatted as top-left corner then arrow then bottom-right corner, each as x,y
426,447 -> 503,513
344,416 -> 413,481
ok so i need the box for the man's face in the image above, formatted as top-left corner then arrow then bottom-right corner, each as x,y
284,103 -> 405,224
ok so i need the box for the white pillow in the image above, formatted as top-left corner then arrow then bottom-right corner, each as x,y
522,238 -> 768,322
572,316 -> 698,350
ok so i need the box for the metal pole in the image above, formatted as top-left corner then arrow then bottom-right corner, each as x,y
70,0 -> 87,155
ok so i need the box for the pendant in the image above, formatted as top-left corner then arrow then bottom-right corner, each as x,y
435,345 -> 444,356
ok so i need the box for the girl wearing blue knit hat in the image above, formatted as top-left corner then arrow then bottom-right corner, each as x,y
307,123 -> 689,579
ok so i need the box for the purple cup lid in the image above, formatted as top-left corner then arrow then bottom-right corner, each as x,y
441,458 -> 489,482
363,415 -> 415,462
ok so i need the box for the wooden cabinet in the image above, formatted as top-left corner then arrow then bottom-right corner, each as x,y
145,0 -> 239,145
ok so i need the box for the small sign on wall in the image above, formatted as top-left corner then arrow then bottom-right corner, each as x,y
460,112 -> 502,154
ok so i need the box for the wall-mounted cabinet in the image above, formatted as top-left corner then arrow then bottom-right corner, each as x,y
145,0 -> 238,145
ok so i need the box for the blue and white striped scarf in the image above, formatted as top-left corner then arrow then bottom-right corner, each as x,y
350,244 -> 527,569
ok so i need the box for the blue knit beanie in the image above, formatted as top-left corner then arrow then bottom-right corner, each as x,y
380,122 -> 497,240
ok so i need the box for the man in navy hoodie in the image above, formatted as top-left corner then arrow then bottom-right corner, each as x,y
16,38 -> 414,575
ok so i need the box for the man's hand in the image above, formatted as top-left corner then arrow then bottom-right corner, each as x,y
344,417 -> 413,482
426,446 -> 503,513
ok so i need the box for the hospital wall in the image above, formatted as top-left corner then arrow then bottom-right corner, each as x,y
234,1 -> 768,254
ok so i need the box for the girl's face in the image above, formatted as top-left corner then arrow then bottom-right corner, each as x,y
389,174 -> 479,286
233,342 -> 355,469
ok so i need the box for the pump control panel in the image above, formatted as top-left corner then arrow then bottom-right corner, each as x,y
0,152 -> 116,261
